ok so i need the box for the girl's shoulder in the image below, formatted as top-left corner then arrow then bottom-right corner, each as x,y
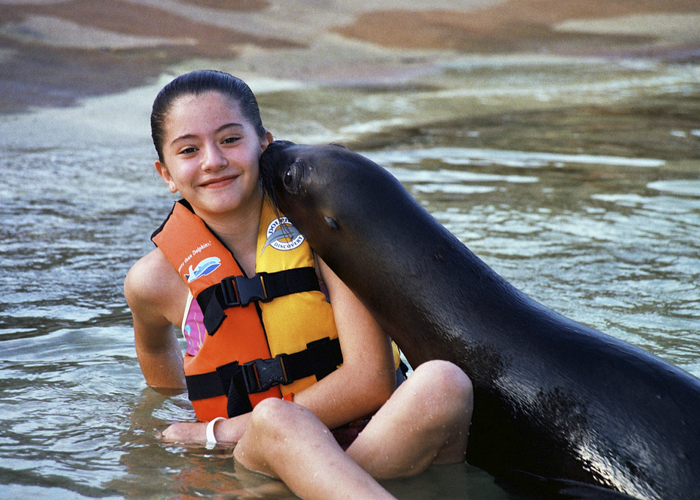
125,248 -> 187,325
125,248 -> 176,293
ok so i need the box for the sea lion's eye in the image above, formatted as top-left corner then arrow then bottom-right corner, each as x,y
282,161 -> 303,192
284,168 -> 294,188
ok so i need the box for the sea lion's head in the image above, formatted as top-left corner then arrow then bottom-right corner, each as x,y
260,140 -> 428,285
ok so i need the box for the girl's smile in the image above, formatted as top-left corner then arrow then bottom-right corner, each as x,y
199,174 -> 239,189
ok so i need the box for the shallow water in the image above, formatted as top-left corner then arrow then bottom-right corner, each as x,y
1,55 -> 699,499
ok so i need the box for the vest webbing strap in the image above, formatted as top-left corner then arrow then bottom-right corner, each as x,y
199,267 -> 321,335
186,337 -> 343,416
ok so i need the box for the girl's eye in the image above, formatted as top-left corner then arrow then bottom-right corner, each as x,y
179,147 -> 197,155
222,137 -> 239,144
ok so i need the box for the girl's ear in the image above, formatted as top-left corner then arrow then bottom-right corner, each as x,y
260,131 -> 274,152
155,160 -> 178,193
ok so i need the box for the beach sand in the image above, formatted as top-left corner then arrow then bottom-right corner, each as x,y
1,0 -> 699,114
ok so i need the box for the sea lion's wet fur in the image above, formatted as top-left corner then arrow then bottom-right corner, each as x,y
260,140 -> 700,500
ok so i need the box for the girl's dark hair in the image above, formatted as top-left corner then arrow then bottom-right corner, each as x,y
150,70 -> 266,162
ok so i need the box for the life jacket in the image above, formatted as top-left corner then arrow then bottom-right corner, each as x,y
152,198 -> 341,421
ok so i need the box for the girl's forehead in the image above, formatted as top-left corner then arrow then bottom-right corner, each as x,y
165,92 -> 244,133
170,91 -> 240,117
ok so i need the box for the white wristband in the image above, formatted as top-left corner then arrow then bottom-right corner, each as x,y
205,417 -> 226,450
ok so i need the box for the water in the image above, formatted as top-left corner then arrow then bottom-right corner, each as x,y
1,55 -> 698,498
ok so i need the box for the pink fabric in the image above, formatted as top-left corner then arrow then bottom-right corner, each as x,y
183,296 -> 206,356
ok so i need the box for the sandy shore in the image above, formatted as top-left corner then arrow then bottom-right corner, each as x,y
1,0 -> 699,114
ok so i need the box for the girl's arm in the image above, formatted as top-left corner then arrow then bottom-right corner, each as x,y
289,257 -> 396,429
124,250 -> 187,390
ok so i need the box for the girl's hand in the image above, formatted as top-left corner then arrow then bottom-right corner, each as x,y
160,413 -> 251,446
160,421 -> 208,444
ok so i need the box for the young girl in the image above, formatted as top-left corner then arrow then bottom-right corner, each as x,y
124,70 -> 473,499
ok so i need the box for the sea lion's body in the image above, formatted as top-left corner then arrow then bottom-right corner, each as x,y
260,141 -> 700,499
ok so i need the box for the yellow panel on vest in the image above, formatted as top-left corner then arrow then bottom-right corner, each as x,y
256,201 -> 340,395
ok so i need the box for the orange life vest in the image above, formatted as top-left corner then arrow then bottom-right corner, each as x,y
152,199 -> 341,421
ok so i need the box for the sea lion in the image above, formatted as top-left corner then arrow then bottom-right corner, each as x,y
259,140 -> 700,500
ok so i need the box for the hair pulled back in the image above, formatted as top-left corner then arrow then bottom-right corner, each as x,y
151,70 -> 266,162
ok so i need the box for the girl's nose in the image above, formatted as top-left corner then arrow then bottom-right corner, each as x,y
202,143 -> 227,170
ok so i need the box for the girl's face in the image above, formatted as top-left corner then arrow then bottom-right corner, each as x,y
155,91 -> 272,219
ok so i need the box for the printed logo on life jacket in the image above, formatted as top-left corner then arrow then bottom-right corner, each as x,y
261,217 -> 304,255
185,256 -> 221,283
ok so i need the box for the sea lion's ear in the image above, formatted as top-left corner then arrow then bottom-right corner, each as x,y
324,216 -> 340,230
329,143 -> 348,150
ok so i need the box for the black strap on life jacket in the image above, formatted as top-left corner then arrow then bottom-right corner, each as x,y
198,266 -> 321,335
185,337 -> 343,418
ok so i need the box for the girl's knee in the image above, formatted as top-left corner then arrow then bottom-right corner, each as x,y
249,398 -> 298,433
236,398 -> 313,467
248,397 -> 325,441
411,361 -> 473,463
412,360 -> 473,401
405,360 -> 474,426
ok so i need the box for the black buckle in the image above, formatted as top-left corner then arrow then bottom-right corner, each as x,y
241,355 -> 288,393
220,273 -> 268,307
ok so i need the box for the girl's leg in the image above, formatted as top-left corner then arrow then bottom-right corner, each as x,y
346,360 -> 474,479
233,398 -> 396,500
